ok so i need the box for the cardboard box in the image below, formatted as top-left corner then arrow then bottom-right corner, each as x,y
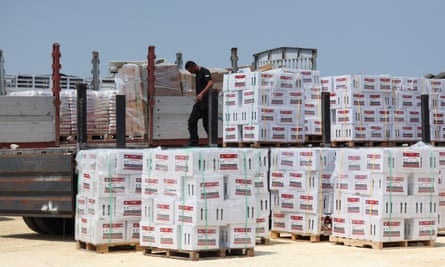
256,215 -> 270,238
363,195 -> 409,218
127,221 -> 140,242
304,100 -> 321,118
142,176 -> 160,197
321,76 -> 333,92
115,197 -> 142,220
223,125 -> 241,142
171,149 -> 218,176
227,198 -> 256,225
157,225 -> 179,249
270,148 -> 297,170
407,195 -> 439,218
253,171 -> 269,194
333,75 -> 357,91
369,218 -> 404,242
242,123 -> 268,142
223,91 -> 241,108
180,225 -> 220,250
285,170 -> 306,191
94,174 -> 129,196
349,217 -> 370,240
370,173 -> 408,196
288,125 -> 306,143
288,91 -> 304,106
256,192 -> 271,217
225,175 -> 255,200
87,196 -> 115,219
297,193 -> 320,215
271,211 -> 287,232
279,191 -> 298,212
76,195 -> 87,217
332,215 -> 349,238
183,174 -> 224,201
141,198 -> 153,222
176,200 -> 227,226
90,219 -> 127,245
153,197 -> 175,225
226,224 -> 256,249
129,175 -> 142,196
333,172 -> 352,193
139,221 -> 157,247
405,217 -> 437,241
270,125 -> 287,142
408,172 -> 439,195
268,90 -> 287,106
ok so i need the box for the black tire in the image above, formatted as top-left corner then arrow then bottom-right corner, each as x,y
24,217 -> 74,236
23,217 -> 44,234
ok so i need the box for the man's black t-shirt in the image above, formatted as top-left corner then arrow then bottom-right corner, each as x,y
195,66 -> 212,108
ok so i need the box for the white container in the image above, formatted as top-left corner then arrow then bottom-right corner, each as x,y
369,218 -> 404,242
180,225 -> 220,250
405,217 -> 437,241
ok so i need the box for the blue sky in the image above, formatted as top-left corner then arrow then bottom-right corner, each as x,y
1,0 -> 444,78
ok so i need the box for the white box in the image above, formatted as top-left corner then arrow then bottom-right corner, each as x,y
279,190 -> 298,212
271,211 -> 287,232
407,195 -> 439,218
90,219 -> 127,244
223,91 -> 241,108
184,174 -> 224,201
349,217 -> 370,240
140,221 -> 157,247
332,215 -> 349,238
365,93 -> 385,108
296,148 -> 321,171
154,198 -> 175,225
227,198 -> 256,225
94,174 -> 129,196
369,218 -> 404,242
142,176 -> 160,197
115,150 -> 144,174
242,123 -> 268,142
287,213 -> 320,235
256,215 -> 270,238
343,195 -> 362,216
226,224 -> 256,249
180,225 -> 220,250
270,148 -> 297,170
129,175 -> 142,196
363,148 -> 396,173
370,173 -> 408,196
321,76 -> 333,92
87,196 -> 115,219
269,125 -> 287,142
225,175 -> 255,199
407,109 -> 421,124
297,193 -> 320,215
288,91 -> 304,105
115,197 -> 142,220
78,170 -> 95,196
141,198 -> 153,222
76,216 -> 91,242
393,124 -> 416,141
256,192 -> 271,217
176,200 -> 227,226
393,110 -> 407,124
363,195 -> 409,218
277,108 -> 302,125
225,72 -> 250,91
161,176 -> 182,198
333,75 -> 357,91
408,172 -> 439,195
333,172 -> 353,193
253,171 -> 269,194
271,190 -> 280,212
336,148 -> 366,173
357,75 -> 379,91
304,100 -> 321,118
127,221 -> 140,242
157,225 -> 179,249
378,76 -> 392,92
369,124 -> 387,141
395,92 -> 417,109
76,194 -> 87,217
304,119 -> 321,135
288,125 -> 306,143
269,90 -> 287,106
351,172 -> 372,195
171,149 -> 218,176
405,217 -> 437,241
398,148 -> 437,173
286,170 -> 306,192
223,125 -> 241,142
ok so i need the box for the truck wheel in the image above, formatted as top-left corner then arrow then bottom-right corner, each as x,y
23,217 -> 74,235
23,217 -> 44,234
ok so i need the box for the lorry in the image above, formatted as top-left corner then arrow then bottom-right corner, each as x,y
0,44 -> 317,235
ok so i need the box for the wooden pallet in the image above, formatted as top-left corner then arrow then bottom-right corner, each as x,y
438,228 -> 445,236
76,240 -> 142,254
143,247 -> 254,261
329,236 -> 435,250
270,231 -> 329,243
256,236 -> 270,245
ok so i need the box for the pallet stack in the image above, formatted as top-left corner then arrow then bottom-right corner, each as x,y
222,68 -> 321,144
269,147 -> 335,241
323,75 -> 422,145
331,145 -> 439,247
427,79 -> 445,143
139,147 -> 268,258
74,149 -> 144,252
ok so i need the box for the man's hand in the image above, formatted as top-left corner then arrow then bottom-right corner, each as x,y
196,93 -> 203,103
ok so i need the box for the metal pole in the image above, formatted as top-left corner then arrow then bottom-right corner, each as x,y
421,94 -> 431,144
91,51 -> 100,91
175,52 -> 183,69
77,83 -> 88,150
231,47 -> 239,73
208,89 -> 219,147
116,95 -> 126,148
147,46 -> 156,146
52,43 -> 61,146
0,49 -> 5,95
321,91 -> 331,146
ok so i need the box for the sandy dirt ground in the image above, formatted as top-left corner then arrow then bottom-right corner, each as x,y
1,216 -> 444,267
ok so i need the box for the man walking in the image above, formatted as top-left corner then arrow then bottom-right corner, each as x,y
185,60 -> 214,146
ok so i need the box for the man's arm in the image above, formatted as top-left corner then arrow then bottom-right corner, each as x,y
197,79 -> 214,102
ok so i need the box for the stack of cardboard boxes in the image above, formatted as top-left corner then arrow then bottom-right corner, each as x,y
427,79 -> 445,142
222,68 -> 321,143
332,146 -> 439,242
139,147 -> 269,250
269,148 -> 335,236
75,149 -> 144,245
323,75 -> 422,142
